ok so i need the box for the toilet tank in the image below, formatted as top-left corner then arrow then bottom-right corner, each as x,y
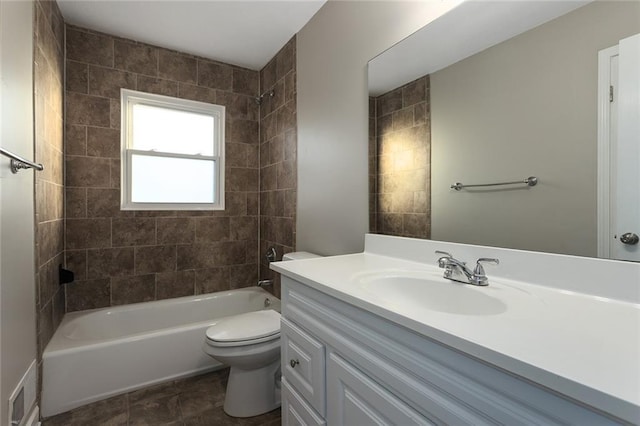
282,252 -> 321,261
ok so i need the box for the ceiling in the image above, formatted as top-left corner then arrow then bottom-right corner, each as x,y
57,0 -> 326,70
368,0 -> 591,96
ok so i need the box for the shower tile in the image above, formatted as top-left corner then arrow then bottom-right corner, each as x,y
378,88 -> 403,117
393,107 -> 414,131
225,191 -> 248,217
65,218 -> 111,249
110,99 -> 121,129
66,93 -> 110,127
217,92 -> 249,120
177,83 -> 217,104
87,188 -> 133,218
134,245 -> 177,274
65,250 -> 88,281
276,160 -> 295,190
198,60 -> 232,91
158,50 -> 197,84
65,60 -> 88,94
402,76 -> 427,107
232,67 -> 258,96
112,218 -> 156,247
114,40 -> 158,76
157,217 -> 196,244
66,27 -> 114,67
66,278 -> 111,312
87,247 -> 135,278
227,167 -> 258,192
260,57 -> 277,92
136,76 -> 178,97
63,25 -> 266,314
229,119 -> 259,144
247,192 -> 259,216
65,124 -> 87,156
195,267 -> 229,294
86,126 -> 120,158
229,264 -> 258,288
111,274 -> 155,305
229,216 -> 257,241
66,156 -> 111,188
156,270 -> 195,300
276,38 -> 295,80
195,217 -> 230,243
88,65 -> 136,99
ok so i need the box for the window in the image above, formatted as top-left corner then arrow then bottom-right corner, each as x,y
120,89 -> 225,210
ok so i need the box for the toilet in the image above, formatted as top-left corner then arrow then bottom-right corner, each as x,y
203,251 -> 320,418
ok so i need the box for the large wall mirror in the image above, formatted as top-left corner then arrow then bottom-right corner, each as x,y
368,0 -> 640,261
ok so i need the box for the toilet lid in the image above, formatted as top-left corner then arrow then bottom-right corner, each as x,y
205,310 -> 280,344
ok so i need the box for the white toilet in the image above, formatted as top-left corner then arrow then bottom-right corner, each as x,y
203,251 -> 320,418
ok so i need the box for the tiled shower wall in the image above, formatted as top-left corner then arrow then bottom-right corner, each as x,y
258,37 -> 297,298
370,75 -> 431,238
34,0 -> 65,365
64,25 -> 261,311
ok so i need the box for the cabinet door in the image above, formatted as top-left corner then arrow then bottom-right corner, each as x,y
281,317 -> 326,414
282,378 -> 326,426
327,352 -> 436,426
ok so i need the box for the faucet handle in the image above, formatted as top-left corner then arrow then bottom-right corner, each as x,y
435,250 -> 453,268
435,250 -> 452,258
471,258 -> 499,286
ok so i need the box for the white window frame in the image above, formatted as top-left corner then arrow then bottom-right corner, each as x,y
120,89 -> 225,210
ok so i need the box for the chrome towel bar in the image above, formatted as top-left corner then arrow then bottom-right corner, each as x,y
0,147 -> 44,173
451,176 -> 537,191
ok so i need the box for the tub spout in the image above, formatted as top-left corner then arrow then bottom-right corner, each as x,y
257,279 -> 273,287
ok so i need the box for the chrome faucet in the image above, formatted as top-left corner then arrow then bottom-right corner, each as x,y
435,251 -> 499,286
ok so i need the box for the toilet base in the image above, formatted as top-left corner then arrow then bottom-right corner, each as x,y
223,360 -> 281,417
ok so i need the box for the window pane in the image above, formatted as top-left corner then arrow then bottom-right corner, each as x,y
131,154 -> 215,203
132,104 -> 215,156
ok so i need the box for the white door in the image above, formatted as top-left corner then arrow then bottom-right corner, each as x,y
598,33 -> 640,262
613,33 -> 640,261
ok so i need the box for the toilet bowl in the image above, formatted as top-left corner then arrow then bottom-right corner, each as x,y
203,310 -> 282,417
203,251 -> 321,417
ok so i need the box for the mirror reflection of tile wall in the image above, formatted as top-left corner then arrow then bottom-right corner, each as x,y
369,76 -> 431,238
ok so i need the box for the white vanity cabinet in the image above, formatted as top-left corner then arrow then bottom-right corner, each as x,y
279,276 -> 625,426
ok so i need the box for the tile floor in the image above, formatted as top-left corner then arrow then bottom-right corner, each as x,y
42,369 -> 281,426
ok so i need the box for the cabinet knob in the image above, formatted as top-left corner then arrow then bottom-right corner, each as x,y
289,359 -> 299,368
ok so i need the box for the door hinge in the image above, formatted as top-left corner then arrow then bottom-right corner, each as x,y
610,85 -> 614,102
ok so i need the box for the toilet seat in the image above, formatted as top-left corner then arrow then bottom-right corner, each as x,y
205,310 -> 281,347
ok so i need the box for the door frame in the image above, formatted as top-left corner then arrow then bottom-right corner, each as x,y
596,44 -> 618,259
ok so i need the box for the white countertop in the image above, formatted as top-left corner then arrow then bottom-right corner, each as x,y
272,246 -> 640,423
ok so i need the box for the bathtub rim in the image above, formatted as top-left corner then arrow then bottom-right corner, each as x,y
44,286 -> 280,355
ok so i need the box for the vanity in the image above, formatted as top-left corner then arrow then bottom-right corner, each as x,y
271,234 -> 640,425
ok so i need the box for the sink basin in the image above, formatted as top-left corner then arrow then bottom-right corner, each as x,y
353,270 -> 508,316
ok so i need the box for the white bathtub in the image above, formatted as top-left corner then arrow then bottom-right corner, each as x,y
41,286 -> 280,417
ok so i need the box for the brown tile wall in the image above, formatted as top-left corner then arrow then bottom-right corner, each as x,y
64,25 -> 260,311
34,0 -> 65,391
369,97 -> 377,232
258,37 -> 297,298
371,75 -> 431,238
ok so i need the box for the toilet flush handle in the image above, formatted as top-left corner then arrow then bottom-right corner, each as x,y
289,359 -> 299,368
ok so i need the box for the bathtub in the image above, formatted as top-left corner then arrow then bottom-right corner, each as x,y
41,286 -> 280,417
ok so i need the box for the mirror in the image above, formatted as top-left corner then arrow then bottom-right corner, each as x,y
368,1 -> 640,259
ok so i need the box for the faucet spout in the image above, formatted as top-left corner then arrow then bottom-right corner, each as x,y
435,251 -> 498,286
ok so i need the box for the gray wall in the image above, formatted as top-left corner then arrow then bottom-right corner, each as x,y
296,0 -> 458,255
430,1 -> 640,257
1,0 -> 37,422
